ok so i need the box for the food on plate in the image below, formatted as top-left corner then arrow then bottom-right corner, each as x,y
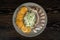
15,5 -> 45,34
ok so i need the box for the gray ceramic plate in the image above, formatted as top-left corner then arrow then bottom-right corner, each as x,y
12,2 -> 47,37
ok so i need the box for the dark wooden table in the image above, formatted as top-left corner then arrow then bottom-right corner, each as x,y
0,0 -> 60,40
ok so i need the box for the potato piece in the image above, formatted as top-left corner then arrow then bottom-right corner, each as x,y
16,14 -> 24,18
26,27 -> 31,33
16,21 -> 24,28
21,26 -> 31,34
16,17 -> 23,21
21,26 -> 26,32
20,7 -> 28,15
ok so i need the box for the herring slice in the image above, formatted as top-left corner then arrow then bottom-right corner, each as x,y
33,29 -> 37,33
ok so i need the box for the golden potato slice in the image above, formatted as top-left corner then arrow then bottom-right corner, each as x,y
16,21 -> 24,28
16,14 -> 24,18
21,26 -> 31,34
21,26 -> 26,32
26,27 -> 31,34
16,17 -> 23,21
20,7 -> 28,15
